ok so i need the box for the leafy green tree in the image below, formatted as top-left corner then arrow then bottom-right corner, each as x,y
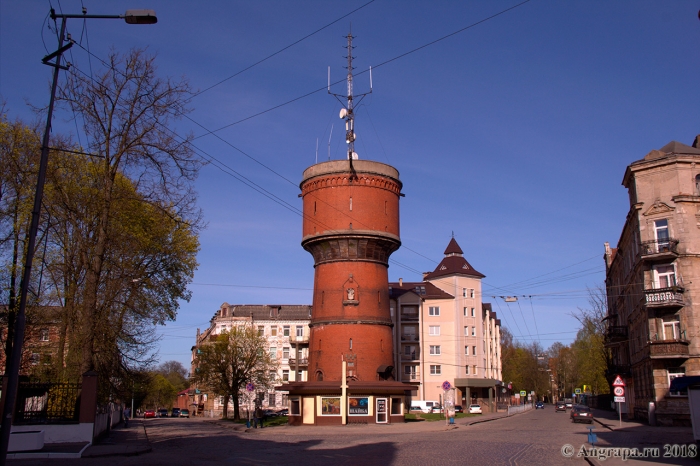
142,373 -> 178,410
192,326 -> 278,420
157,360 -> 189,392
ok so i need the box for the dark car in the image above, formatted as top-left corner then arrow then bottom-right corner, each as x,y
263,409 -> 279,418
454,405 -> 464,413
180,409 -> 190,418
157,408 -> 169,418
276,408 -> 289,416
144,409 -> 156,418
171,408 -> 181,417
535,401 -> 544,409
570,405 -> 594,424
555,401 -> 566,412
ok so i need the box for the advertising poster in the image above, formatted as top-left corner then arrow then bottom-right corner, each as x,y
348,397 -> 369,415
321,397 -> 341,415
377,398 -> 386,414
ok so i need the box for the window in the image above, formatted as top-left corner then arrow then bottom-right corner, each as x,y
654,219 -> 670,249
696,175 -> 700,196
463,307 -> 468,316
463,288 -> 466,297
469,289 -> 474,298
653,264 -> 677,288
429,306 -> 440,316
662,316 -> 681,340
473,345 -> 477,356
269,347 -> 277,360
429,345 -> 441,355
430,365 -> 441,375
472,327 -> 476,337
282,370 -> 289,382
271,327 -> 277,336
429,326 -> 440,336
464,326 -> 469,336
669,368 -> 687,397
465,365 -> 470,375
349,338 -> 353,349
471,308 -> 475,317
258,326 -> 265,336
30,353 -> 40,365
290,398 -> 301,415
404,365 -> 417,379
283,326 -> 290,337
473,365 -> 477,376
464,346 -> 469,355
40,329 -> 49,342
391,398 -> 402,415
283,347 -> 290,359
296,326 -> 303,338
269,393 -> 276,406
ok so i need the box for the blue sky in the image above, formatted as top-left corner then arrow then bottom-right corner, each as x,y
2,1 -> 700,369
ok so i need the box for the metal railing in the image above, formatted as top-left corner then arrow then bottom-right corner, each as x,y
507,403 -> 533,416
288,358 -> 308,366
14,381 -> 81,425
401,335 -> 419,341
640,238 -> 679,256
400,314 -> 419,321
644,287 -> 684,307
401,353 -> 418,361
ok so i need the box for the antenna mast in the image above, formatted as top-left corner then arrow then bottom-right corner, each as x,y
328,27 -> 372,163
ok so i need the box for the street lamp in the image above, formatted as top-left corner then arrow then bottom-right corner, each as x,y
0,9 -> 156,464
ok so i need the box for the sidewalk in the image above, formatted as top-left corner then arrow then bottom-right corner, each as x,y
579,408 -> 697,466
7,419 -> 151,460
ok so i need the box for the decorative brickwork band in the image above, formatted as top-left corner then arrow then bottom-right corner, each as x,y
310,318 -> 394,327
302,233 -> 400,266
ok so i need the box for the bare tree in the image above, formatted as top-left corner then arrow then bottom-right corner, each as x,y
56,48 -> 203,375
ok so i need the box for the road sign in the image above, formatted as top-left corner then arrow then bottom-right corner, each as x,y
245,383 -> 255,392
442,381 -> 452,391
575,388 -> 581,395
612,375 -> 625,387
520,390 -> 527,397
613,386 -> 625,397
614,396 -> 625,403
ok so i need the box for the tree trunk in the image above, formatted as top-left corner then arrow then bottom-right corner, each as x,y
222,394 -> 229,419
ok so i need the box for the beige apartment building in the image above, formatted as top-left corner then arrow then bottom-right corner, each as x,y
605,139 -> 700,426
190,304 -> 311,415
389,238 -> 503,411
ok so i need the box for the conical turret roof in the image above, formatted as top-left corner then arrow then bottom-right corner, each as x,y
424,238 -> 485,280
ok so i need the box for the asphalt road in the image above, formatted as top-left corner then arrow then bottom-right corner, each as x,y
12,408 -> 601,465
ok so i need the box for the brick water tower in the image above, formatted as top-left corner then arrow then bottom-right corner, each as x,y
300,159 -> 401,381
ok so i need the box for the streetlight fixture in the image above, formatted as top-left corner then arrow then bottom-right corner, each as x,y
0,8 -> 156,464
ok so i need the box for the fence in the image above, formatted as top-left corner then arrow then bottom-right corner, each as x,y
14,381 -> 81,425
507,403 -> 533,416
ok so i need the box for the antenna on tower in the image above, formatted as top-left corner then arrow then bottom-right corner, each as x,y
328,27 -> 372,167
315,138 -> 319,164
328,124 -> 333,161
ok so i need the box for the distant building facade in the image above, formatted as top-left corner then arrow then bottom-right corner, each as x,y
389,238 -> 503,411
605,139 -> 700,425
190,303 -> 311,416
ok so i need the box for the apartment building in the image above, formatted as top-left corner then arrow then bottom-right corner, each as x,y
389,238 -> 503,411
604,139 -> 700,426
190,303 -> 311,415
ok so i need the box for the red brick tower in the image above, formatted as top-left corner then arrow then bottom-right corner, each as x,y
300,160 -> 402,381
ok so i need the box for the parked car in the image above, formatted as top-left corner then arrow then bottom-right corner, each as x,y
171,408 -> 181,417
570,405 -> 594,424
431,404 -> 443,413
468,404 -> 482,414
555,401 -> 566,412
144,409 -> 156,418
535,401 -> 544,409
276,408 -> 289,416
565,399 -> 573,409
454,405 -> 464,413
157,408 -> 169,418
409,400 -> 440,414
263,409 -> 278,418
179,409 -> 190,418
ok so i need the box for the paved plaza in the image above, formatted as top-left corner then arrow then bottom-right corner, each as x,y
8,407 -> 698,465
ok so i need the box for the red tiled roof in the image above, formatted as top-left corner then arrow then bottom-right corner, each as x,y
444,238 -> 463,255
423,238 -> 485,280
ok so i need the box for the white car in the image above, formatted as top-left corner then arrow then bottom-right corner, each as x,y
468,404 -> 482,414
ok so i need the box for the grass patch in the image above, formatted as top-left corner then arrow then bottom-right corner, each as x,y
224,416 -> 289,427
406,412 -> 480,422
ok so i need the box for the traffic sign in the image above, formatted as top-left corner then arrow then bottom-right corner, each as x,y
442,381 -> 452,391
245,383 -> 255,392
575,388 -> 581,395
612,375 -> 625,387
520,390 -> 527,397
613,386 -> 624,397
614,396 -> 625,403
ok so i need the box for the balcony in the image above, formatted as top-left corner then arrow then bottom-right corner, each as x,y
400,313 -> 419,322
648,339 -> 690,359
288,358 -> 308,366
289,335 -> 309,345
401,352 -> 418,361
605,326 -> 628,344
644,287 -> 684,310
403,373 -> 420,382
401,334 -> 419,342
640,239 -> 679,262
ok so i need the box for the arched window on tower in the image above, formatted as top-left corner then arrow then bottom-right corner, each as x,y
695,175 -> 700,196
316,370 -> 323,381
349,338 -> 353,350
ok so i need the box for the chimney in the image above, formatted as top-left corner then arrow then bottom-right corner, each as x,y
693,135 -> 700,148
422,272 -> 429,280
399,278 -> 403,286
